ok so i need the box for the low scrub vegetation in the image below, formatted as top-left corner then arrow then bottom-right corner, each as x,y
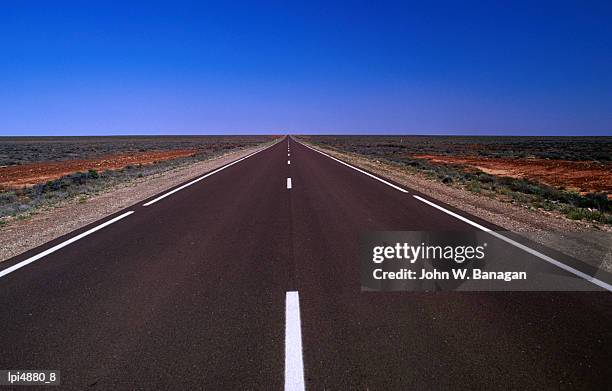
300,135 -> 612,161
0,135 -> 274,166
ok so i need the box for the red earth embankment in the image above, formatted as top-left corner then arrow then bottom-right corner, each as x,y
0,150 -> 196,189
413,154 -> 611,196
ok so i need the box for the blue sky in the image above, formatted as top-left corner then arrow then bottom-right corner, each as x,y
1,1 -> 611,136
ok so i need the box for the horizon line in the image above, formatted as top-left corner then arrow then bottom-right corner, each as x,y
1,132 -> 611,137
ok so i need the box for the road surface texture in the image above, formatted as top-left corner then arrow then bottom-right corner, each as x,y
0,137 -> 610,390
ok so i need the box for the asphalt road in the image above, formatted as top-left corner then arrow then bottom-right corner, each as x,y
0,137 -> 610,390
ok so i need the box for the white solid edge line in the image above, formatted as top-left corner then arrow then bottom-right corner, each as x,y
285,291 -> 305,391
413,195 -> 612,292
143,144 -> 273,206
298,142 -> 408,193
287,177 -> 292,189
0,211 -> 135,279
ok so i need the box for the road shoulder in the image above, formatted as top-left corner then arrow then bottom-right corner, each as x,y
0,143 -> 274,263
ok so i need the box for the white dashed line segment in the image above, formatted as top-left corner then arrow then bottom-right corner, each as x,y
285,291 -> 305,391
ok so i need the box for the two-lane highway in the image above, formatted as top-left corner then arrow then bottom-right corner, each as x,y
0,137 -> 610,390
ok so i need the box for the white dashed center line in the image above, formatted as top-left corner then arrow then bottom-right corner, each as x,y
285,291 -> 305,391
287,178 -> 292,189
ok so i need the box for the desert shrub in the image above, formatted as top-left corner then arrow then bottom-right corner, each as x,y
466,180 -> 481,193
0,192 -> 17,203
563,207 -> 612,224
582,192 -> 610,212
498,186 -> 512,196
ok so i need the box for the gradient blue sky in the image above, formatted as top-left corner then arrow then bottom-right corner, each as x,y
1,1 -> 611,136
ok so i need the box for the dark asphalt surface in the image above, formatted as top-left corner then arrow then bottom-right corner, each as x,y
0,137 -> 610,390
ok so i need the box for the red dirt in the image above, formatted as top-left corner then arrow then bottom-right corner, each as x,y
413,154 -> 612,195
0,150 -> 196,189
